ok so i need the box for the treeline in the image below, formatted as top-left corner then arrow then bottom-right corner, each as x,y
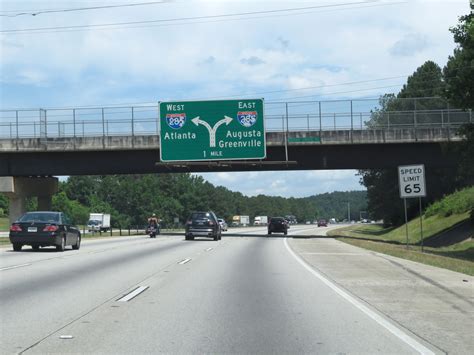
359,12 -> 474,226
0,174 -> 367,226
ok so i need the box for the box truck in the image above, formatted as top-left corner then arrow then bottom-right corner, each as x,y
253,216 -> 268,225
232,215 -> 250,227
87,213 -> 111,232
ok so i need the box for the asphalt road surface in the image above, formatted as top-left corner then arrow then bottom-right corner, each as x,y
0,225 -> 443,354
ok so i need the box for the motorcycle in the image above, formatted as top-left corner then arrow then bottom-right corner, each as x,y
147,224 -> 158,238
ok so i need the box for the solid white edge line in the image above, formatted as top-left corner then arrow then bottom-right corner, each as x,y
283,238 -> 435,355
0,263 -> 31,271
205,247 -> 213,251
117,286 -> 149,302
178,258 -> 191,265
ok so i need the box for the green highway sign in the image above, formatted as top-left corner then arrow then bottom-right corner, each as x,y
159,99 -> 265,162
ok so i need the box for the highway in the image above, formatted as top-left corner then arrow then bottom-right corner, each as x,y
0,225 -> 469,354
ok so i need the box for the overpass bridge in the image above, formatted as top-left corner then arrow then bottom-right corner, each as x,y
0,98 -> 471,176
0,98 -> 472,221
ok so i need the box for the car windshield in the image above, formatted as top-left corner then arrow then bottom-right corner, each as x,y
270,218 -> 284,223
18,213 -> 60,223
88,220 -> 98,225
191,212 -> 211,220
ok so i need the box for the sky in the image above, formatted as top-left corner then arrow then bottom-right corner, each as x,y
0,0 -> 470,197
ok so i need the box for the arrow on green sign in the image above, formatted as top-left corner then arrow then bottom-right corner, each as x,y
191,115 -> 233,147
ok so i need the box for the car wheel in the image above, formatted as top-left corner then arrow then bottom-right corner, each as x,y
32,245 -> 40,251
56,237 -> 65,252
72,235 -> 81,250
284,231 -> 287,235
213,234 -> 218,241
13,243 -> 22,251
268,231 -> 272,235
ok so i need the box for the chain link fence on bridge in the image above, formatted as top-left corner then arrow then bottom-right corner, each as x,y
0,98 -> 472,139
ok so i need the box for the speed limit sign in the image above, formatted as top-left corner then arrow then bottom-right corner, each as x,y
398,164 -> 426,198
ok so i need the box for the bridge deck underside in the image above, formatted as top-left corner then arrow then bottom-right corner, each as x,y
0,142 -> 460,176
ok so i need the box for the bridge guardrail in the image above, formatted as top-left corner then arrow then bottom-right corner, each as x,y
0,98 -> 472,139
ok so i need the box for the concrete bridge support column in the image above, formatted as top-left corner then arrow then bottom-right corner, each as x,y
0,177 -> 58,224
8,196 -> 27,224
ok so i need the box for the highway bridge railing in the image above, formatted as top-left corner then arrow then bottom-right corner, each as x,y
0,98 -> 472,139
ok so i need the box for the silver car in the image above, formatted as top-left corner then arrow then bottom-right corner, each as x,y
217,218 -> 228,231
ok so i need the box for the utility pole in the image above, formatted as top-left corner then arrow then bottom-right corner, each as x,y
347,202 -> 350,222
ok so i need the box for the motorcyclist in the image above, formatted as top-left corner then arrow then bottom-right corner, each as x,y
147,213 -> 160,234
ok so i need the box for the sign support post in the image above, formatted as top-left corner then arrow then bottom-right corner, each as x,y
419,197 -> 424,253
404,198 -> 409,249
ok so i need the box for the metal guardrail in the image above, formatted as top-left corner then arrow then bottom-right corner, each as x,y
0,99 -> 472,139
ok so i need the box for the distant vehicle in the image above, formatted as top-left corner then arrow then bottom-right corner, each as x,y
305,221 -> 311,225
9,211 -> 81,252
185,211 -> 221,241
329,218 -> 337,224
87,213 -> 111,232
268,217 -> 288,235
217,218 -> 228,231
253,216 -> 268,225
317,219 -> 328,227
232,215 -> 250,226
285,215 -> 297,224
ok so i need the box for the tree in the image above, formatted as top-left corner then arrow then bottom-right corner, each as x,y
454,123 -> 474,186
64,176 -> 99,206
0,193 -> 8,216
52,192 -> 89,225
360,61 -> 449,226
444,13 -> 474,109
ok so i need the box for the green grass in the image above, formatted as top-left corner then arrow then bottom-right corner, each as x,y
328,212 -> 470,245
339,238 -> 474,276
328,209 -> 473,275
425,186 -> 474,217
0,217 -> 8,231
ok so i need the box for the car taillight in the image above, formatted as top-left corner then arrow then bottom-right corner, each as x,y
209,221 -> 214,225
186,220 -> 192,225
10,224 -> 22,232
43,225 -> 59,232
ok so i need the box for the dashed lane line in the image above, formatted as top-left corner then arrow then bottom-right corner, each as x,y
0,263 -> 31,271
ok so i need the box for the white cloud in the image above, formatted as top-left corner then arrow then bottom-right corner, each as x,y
197,170 -> 363,198
390,33 -> 431,57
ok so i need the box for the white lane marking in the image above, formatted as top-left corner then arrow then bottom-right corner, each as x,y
178,258 -> 191,265
59,335 -> 74,339
0,263 -> 31,271
205,247 -> 213,252
284,238 -> 435,355
117,286 -> 149,302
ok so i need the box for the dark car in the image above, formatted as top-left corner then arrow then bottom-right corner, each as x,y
317,219 -> 328,227
267,217 -> 288,235
185,211 -> 221,241
9,211 -> 81,252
